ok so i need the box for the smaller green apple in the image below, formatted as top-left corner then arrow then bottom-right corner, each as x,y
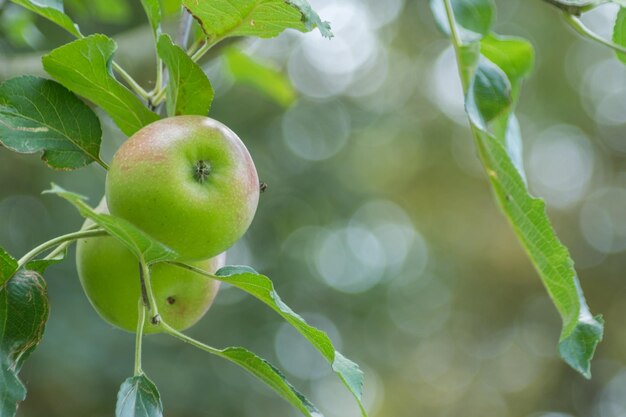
76,201 -> 224,334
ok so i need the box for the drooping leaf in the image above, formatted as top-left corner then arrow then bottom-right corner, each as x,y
0,248 -> 18,287
613,7 -> 626,64
210,345 -> 323,417
43,184 -> 177,264
169,263 -> 366,416
431,3 -> 604,378
116,375 -> 163,417
430,0 -> 495,42
42,34 -> 159,136
0,270 -> 49,417
140,0 -> 161,37
157,34 -> 213,117
182,0 -> 330,40
224,48 -> 296,107
10,0 -> 81,37
25,247 -> 67,275
0,76 -> 105,170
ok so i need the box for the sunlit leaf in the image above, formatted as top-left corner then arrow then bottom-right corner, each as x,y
0,76 -> 105,170
0,270 -> 49,417
182,0 -> 331,40
42,34 -> 159,136
157,34 -> 213,116
44,184 -> 177,264
116,375 -> 163,417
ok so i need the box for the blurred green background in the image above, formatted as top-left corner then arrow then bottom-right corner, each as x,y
2,1 -> 626,416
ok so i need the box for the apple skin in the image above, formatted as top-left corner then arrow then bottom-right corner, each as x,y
105,116 -> 259,261
76,202 -> 224,334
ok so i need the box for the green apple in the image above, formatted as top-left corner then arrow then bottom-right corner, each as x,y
105,116 -> 260,261
76,201 -> 224,333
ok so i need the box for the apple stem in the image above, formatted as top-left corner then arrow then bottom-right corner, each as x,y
139,259 -> 161,327
134,299 -> 146,376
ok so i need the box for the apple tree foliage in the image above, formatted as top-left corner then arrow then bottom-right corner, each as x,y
429,0 -> 626,379
1,0 -> 625,416
0,1 -> 370,416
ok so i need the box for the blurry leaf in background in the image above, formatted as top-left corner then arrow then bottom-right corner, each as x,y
157,34 -> 213,116
0,270 -> 48,417
225,48 -> 296,107
115,375 -> 163,417
0,4 -> 44,48
159,0 -> 181,17
140,0 -> 161,37
42,34 -> 160,136
9,0 -> 81,37
64,0 -> 132,25
0,76 -> 105,170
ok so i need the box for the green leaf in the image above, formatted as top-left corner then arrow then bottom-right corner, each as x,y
0,270 -> 49,417
140,0 -> 161,37
435,7 -> 604,377
0,248 -> 18,287
0,76 -> 105,170
10,0 -> 81,37
559,313 -> 604,376
430,0 -> 495,42
480,34 -> 534,94
172,263 -> 366,416
215,346 -> 323,417
224,48 -> 296,107
25,247 -> 67,275
156,34 -> 214,117
116,375 -> 163,417
284,0 -> 332,38
42,34 -> 160,137
465,57 -> 512,130
613,8 -> 626,64
43,184 -> 178,264
182,0 -> 330,40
